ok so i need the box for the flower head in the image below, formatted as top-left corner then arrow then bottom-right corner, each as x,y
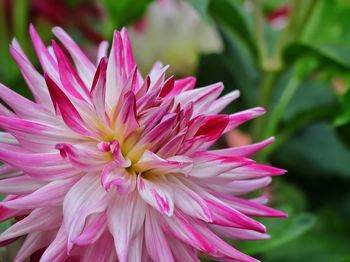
0,25 -> 286,261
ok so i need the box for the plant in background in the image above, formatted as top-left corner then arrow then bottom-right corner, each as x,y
0,25 -> 286,261
127,0 -> 223,75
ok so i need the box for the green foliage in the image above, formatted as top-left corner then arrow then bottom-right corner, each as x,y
241,212 -> 316,255
284,44 -> 350,71
335,89 -> 350,126
208,0 -> 257,57
274,123 -> 350,178
103,0 -> 153,32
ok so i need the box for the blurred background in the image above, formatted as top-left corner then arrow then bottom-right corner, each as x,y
1,0 -> 350,261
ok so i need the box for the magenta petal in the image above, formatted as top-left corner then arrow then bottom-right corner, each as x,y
225,107 -> 267,132
162,211 -> 216,254
52,40 -> 90,101
115,91 -> 139,139
29,24 -> 59,82
90,57 -> 108,123
45,75 -> 93,136
9,39 -> 52,106
52,27 -> 95,85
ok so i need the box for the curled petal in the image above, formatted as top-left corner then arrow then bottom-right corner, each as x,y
101,164 -> 136,194
74,213 -> 107,246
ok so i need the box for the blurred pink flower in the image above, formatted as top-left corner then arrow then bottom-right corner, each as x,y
0,26 -> 286,261
267,5 -> 290,29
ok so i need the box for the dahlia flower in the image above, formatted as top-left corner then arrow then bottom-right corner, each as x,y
0,25 -> 286,261
128,0 -> 222,75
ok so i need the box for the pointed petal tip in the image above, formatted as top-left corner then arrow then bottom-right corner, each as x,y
29,23 -> 34,31
253,107 -> 267,115
52,26 -> 64,35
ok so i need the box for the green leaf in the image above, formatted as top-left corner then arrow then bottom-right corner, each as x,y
265,229 -> 350,262
284,43 -> 350,71
240,212 -> 316,255
281,78 -> 337,121
263,209 -> 350,262
274,123 -> 350,178
218,26 -> 260,107
335,88 -> 350,126
103,0 -> 153,32
208,0 -> 257,57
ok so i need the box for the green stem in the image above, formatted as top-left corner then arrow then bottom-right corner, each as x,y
293,0 -> 318,41
252,0 -> 319,159
263,73 -> 301,138
252,0 -> 268,69
252,70 -> 278,141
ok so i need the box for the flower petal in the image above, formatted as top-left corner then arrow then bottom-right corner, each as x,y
101,164 -> 136,194
162,211 -> 216,254
52,40 -> 90,101
90,57 -> 108,123
107,193 -> 146,261
1,177 -> 78,209
45,75 -> 94,136
14,231 -> 56,262
134,150 -> 193,175
40,224 -> 68,262
73,213 -> 107,247
224,107 -> 266,132
137,176 -> 174,216
9,39 -> 52,106
0,175 -> 46,194
52,27 -> 95,85
145,209 -> 175,262
63,174 -> 109,252
0,207 -> 61,242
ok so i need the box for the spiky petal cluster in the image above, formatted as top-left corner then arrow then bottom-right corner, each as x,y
0,25 -> 286,262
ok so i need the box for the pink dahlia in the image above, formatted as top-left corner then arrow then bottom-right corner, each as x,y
0,25 -> 286,261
